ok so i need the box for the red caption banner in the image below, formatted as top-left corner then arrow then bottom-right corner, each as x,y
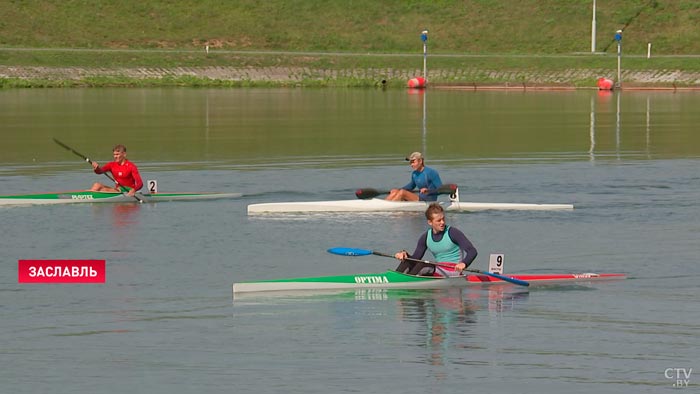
18,260 -> 105,283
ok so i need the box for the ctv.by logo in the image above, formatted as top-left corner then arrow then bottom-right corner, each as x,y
665,367 -> 692,388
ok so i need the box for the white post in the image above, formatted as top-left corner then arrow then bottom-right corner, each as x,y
615,30 -> 623,88
647,42 -> 652,58
421,30 -> 428,80
591,0 -> 597,53
617,43 -> 621,84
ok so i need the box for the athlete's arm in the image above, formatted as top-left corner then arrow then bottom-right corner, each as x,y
448,227 -> 478,266
94,161 -> 112,175
130,164 -> 144,191
409,231 -> 429,260
426,167 -> 443,190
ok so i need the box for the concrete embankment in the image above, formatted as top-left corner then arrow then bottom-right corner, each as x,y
2,65 -> 700,88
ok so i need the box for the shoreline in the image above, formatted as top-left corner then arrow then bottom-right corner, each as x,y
2,65 -> 700,89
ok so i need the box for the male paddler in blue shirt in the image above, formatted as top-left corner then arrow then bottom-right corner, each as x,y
386,152 -> 443,201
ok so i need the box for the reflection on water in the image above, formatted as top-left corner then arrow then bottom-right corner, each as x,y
102,203 -> 141,227
234,286 -> 528,307
590,90 -> 623,161
3,89 -> 699,172
484,287 -> 531,313
234,285 -> 530,371
589,91 -> 663,162
616,92 -> 621,158
398,288 -> 478,370
646,96 -> 651,157
404,87 -> 428,155
89,204 -> 142,256
398,287 -> 529,371
589,94 -> 596,161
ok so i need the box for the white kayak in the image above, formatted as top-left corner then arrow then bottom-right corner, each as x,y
247,187 -> 573,214
248,199 -> 574,214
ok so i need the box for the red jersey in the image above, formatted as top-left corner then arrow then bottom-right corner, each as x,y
95,159 -> 143,191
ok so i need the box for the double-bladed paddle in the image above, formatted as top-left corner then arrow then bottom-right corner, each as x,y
327,247 -> 530,287
53,138 -> 144,203
355,183 -> 458,200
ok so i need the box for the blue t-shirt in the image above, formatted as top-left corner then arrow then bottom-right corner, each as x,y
402,166 -> 442,201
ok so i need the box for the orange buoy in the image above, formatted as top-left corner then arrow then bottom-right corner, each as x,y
597,77 -> 614,91
407,77 -> 426,88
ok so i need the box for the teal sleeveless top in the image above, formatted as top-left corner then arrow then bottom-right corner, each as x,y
426,225 -> 461,262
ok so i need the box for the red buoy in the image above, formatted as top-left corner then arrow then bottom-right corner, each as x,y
597,77 -> 614,91
407,77 -> 426,88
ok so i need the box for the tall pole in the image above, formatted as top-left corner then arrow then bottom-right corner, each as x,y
421,30 -> 429,152
591,0 -> 597,52
421,30 -> 428,81
615,30 -> 623,88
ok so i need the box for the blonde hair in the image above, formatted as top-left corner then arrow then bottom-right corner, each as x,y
425,203 -> 444,220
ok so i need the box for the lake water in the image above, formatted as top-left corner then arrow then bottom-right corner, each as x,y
1,88 -> 698,393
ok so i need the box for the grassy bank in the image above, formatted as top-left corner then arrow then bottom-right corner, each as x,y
1,1 -> 699,87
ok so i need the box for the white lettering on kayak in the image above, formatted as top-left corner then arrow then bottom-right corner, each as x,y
354,275 -> 389,284
572,273 -> 600,279
71,195 -> 94,200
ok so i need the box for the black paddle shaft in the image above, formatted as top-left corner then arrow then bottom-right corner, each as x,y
378,250 -> 528,286
53,138 -> 93,163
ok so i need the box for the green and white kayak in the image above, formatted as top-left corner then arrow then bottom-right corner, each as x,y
0,190 -> 242,207
232,270 -> 626,295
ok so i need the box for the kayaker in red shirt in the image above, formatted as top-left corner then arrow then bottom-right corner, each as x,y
90,144 -> 143,197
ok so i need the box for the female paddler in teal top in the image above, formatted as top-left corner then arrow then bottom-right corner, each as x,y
394,203 -> 478,276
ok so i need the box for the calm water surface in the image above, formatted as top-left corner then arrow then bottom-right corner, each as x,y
1,88 -> 698,393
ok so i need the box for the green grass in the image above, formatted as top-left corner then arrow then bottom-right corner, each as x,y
5,0 -> 698,54
1,0 -> 699,87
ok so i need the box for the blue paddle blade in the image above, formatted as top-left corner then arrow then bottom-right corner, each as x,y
327,247 -> 373,256
464,268 -> 529,287
488,272 -> 529,287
